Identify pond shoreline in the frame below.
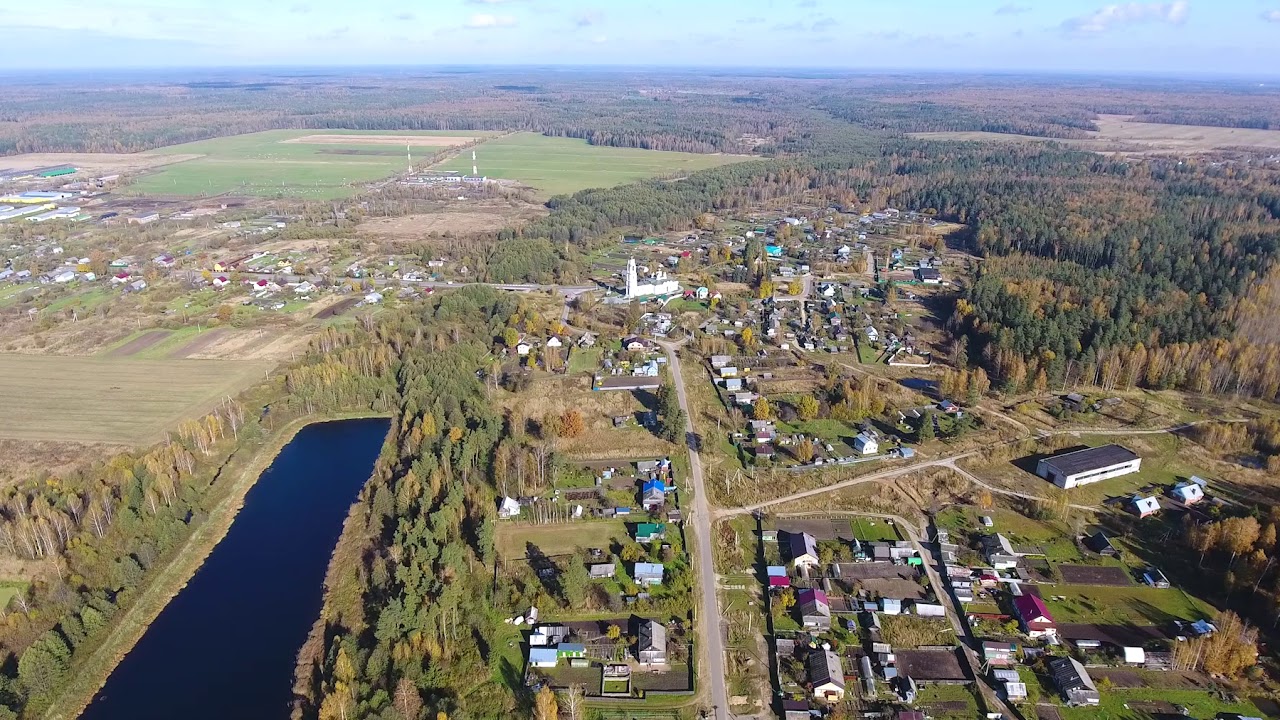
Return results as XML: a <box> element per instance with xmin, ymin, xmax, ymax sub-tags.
<box><xmin>45</xmin><ymin>412</ymin><xmax>389</xmax><ymax>720</ymax></box>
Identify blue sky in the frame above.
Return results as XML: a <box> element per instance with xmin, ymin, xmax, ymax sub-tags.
<box><xmin>1</xmin><ymin>0</ymin><xmax>1278</xmax><ymax>75</ymax></box>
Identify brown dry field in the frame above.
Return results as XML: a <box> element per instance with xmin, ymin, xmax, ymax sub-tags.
<box><xmin>282</xmin><ymin>134</ymin><xmax>478</xmax><ymax>146</ymax></box>
<box><xmin>0</xmin><ymin>152</ymin><xmax>202</xmax><ymax>173</ymax></box>
<box><xmin>0</xmin><ymin>354</ymin><xmax>272</xmax><ymax>445</ymax></box>
<box><xmin>0</xmin><ymin>437</ymin><xmax>127</xmax><ymax>485</ymax></box>
<box><xmin>912</xmin><ymin>114</ymin><xmax>1280</xmax><ymax>153</ymax></box>
<box><xmin>357</xmin><ymin>200</ymin><xmax>549</xmax><ymax>237</ymax></box>
<box><xmin>500</xmin><ymin>375</ymin><xmax>675</xmax><ymax>460</ymax></box>
<box><xmin>176</xmin><ymin>327</ymin><xmax>314</xmax><ymax>361</ymax></box>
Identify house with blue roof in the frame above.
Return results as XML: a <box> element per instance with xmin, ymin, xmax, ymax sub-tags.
<box><xmin>642</xmin><ymin>479</ymin><xmax>667</xmax><ymax>510</ymax></box>
<box><xmin>634</xmin><ymin>562</ymin><xmax>665</xmax><ymax>586</ymax></box>
<box><xmin>529</xmin><ymin>647</ymin><xmax>559</xmax><ymax>667</ymax></box>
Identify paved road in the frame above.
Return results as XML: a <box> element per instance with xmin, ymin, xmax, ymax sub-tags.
<box><xmin>658</xmin><ymin>339</ymin><xmax>729</xmax><ymax>720</ymax></box>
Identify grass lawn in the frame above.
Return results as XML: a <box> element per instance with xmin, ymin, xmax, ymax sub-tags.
<box><xmin>776</xmin><ymin>419</ymin><xmax>855</xmax><ymax>442</ymax></box>
<box><xmin>496</xmin><ymin>520</ymin><xmax>630</xmax><ymax>559</ymax></box>
<box><xmin>434</xmin><ymin>132</ymin><xmax>753</xmax><ymax>198</ymax></box>
<box><xmin>1041</xmin><ymin>584</ymin><xmax>1214</xmax><ymax>625</ymax></box>
<box><xmin>569</xmin><ymin>348</ymin><xmax>603</xmax><ymax>375</ymax></box>
<box><xmin>130</xmin><ymin>129</ymin><xmax>495</xmax><ymax>199</ymax></box>
<box><xmin>917</xmin><ymin>684</ymin><xmax>981</xmax><ymax>719</ymax></box>
<box><xmin>850</xmin><ymin>516</ymin><xmax>900</xmax><ymax>541</ymax></box>
<box><xmin>1058</xmin><ymin>688</ymin><xmax>1262</xmax><ymax>720</ymax></box>
<box><xmin>0</xmin><ymin>353</ymin><xmax>272</xmax><ymax>445</ymax></box>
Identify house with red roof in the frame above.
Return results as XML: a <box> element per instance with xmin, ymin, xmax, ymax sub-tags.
<box><xmin>1013</xmin><ymin>594</ymin><xmax>1056</xmax><ymax>638</ymax></box>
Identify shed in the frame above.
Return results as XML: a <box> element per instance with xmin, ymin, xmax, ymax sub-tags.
<box><xmin>529</xmin><ymin>647</ymin><xmax>559</xmax><ymax>667</ymax></box>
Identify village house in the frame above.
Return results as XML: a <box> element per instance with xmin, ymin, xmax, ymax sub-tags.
<box><xmin>982</xmin><ymin>641</ymin><xmax>1016</xmax><ymax>667</ymax></box>
<box><xmin>808</xmin><ymin>649</ymin><xmax>846</xmax><ymax>702</ymax></box>
<box><xmin>1013</xmin><ymin>594</ymin><xmax>1057</xmax><ymax>638</ymax></box>
<box><xmin>797</xmin><ymin>588</ymin><xmax>832</xmax><ymax>630</ymax></box>
<box><xmin>1171</xmin><ymin>481</ymin><xmax>1205</xmax><ymax>505</ymax></box>
<box><xmin>590</xmin><ymin>563</ymin><xmax>616</xmax><ymax>579</ymax></box>
<box><xmin>1085</xmin><ymin>532</ymin><xmax>1119</xmax><ymax>557</ymax></box>
<box><xmin>1048</xmin><ymin>657</ymin><xmax>1100</xmax><ymax>706</ymax></box>
<box><xmin>854</xmin><ymin>432</ymin><xmax>879</xmax><ymax>455</ymax></box>
<box><xmin>637</xmin><ymin>619</ymin><xmax>667</xmax><ymax>665</ymax></box>
<box><xmin>634</xmin><ymin>523</ymin><xmax>666</xmax><ymax>544</ymax></box>
<box><xmin>1131</xmin><ymin>495</ymin><xmax>1161</xmax><ymax>518</ymax></box>
<box><xmin>641</xmin><ymin>479</ymin><xmax>667</xmax><ymax>511</ymax></box>
<box><xmin>633</xmin><ymin>562</ymin><xmax>664</xmax><ymax>586</ymax></box>
<box><xmin>498</xmin><ymin>496</ymin><xmax>521</xmax><ymax>519</ymax></box>
<box><xmin>789</xmin><ymin>531</ymin><xmax>820</xmax><ymax>570</ymax></box>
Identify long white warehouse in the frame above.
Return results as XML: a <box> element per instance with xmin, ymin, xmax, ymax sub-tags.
<box><xmin>1036</xmin><ymin>444</ymin><xmax>1141</xmax><ymax>489</ymax></box>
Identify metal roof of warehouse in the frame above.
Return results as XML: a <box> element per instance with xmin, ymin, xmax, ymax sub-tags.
<box><xmin>1041</xmin><ymin>444</ymin><xmax>1139</xmax><ymax>476</ymax></box>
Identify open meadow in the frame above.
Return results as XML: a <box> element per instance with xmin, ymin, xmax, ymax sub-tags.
<box><xmin>911</xmin><ymin>114</ymin><xmax>1280</xmax><ymax>153</ymax></box>
<box><xmin>126</xmin><ymin>129</ymin><xmax>496</xmax><ymax>199</ymax></box>
<box><xmin>0</xmin><ymin>354</ymin><xmax>272</xmax><ymax>445</ymax></box>
<box><xmin>434</xmin><ymin>132</ymin><xmax>752</xmax><ymax>197</ymax></box>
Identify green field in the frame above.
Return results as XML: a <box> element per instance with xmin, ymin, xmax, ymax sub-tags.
<box><xmin>129</xmin><ymin>129</ymin><xmax>494</xmax><ymax>199</ymax></box>
<box><xmin>0</xmin><ymin>354</ymin><xmax>272</xmax><ymax>445</ymax></box>
<box><xmin>434</xmin><ymin>132</ymin><xmax>752</xmax><ymax>197</ymax></box>
<box><xmin>1041</xmin><ymin>584</ymin><xmax>1213</xmax><ymax>625</ymax></box>
<box><xmin>496</xmin><ymin>520</ymin><xmax>628</xmax><ymax>559</ymax></box>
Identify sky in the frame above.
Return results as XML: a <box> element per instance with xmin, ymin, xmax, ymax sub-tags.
<box><xmin>1</xmin><ymin>0</ymin><xmax>1278</xmax><ymax>76</ymax></box>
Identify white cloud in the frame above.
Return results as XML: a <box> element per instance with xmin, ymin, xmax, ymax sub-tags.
<box><xmin>466</xmin><ymin>0</ymin><xmax>527</xmax><ymax>4</ymax></box>
<box><xmin>1264</xmin><ymin>10</ymin><xmax>1280</xmax><ymax>23</ymax></box>
<box><xmin>591</xmin><ymin>34</ymin><xmax>607</xmax><ymax>44</ymax></box>
<box><xmin>1062</xmin><ymin>1</ymin><xmax>1189</xmax><ymax>33</ymax></box>
<box><xmin>464</xmin><ymin>13</ymin><xmax>517</xmax><ymax>28</ymax></box>
<box><xmin>995</xmin><ymin>4</ymin><xmax>1031</xmax><ymax>15</ymax></box>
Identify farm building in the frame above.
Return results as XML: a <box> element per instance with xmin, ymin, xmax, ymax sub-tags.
<box><xmin>808</xmin><ymin>649</ymin><xmax>845</xmax><ymax>701</ymax></box>
<box><xmin>498</xmin><ymin>496</ymin><xmax>521</xmax><ymax>519</ymax></box>
<box><xmin>1036</xmin><ymin>444</ymin><xmax>1141</xmax><ymax>489</ymax></box>
<box><xmin>1048</xmin><ymin>657</ymin><xmax>1100</xmax><ymax>706</ymax></box>
<box><xmin>789</xmin><ymin>531</ymin><xmax>820</xmax><ymax>570</ymax></box>
<box><xmin>637</xmin><ymin>619</ymin><xmax>667</xmax><ymax>665</ymax></box>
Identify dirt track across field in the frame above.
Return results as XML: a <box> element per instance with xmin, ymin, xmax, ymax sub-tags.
<box><xmin>169</xmin><ymin>329</ymin><xmax>228</xmax><ymax>359</ymax></box>
<box><xmin>108</xmin><ymin>330</ymin><xmax>170</xmax><ymax>357</ymax></box>
<box><xmin>281</xmin><ymin>134</ymin><xmax>478</xmax><ymax>146</ymax></box>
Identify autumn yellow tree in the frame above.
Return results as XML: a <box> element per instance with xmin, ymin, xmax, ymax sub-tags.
<box><xmin>534</xmin><ymin>685</ymin><xmax>558</xmax><ymax>720</ymax></box>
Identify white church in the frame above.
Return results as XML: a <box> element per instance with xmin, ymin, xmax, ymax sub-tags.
<box><xmin>625</xmin><ymin>257</ymin><xmax>680</xmax><ymax>299</ymax></box>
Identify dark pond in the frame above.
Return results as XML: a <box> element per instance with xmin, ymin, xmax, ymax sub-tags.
<box><xmin>81</xmin><ymin>418</ymin><xmax>389</xmax><ymax>720</ymax></box>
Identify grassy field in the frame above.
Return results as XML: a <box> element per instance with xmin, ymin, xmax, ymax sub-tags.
<box><xmin>496</xmin><ymin>520</ymin><xmax>629</xmax><ymax>559</ymax></box>
<box><xmin>0</xmin><ymin>581</ymin><xmax>28</xmax><ymax>611</ymax></box>
<box><xmin>434</xmin><ymin>132</ymin><xmax>752</xmax><ymax>197</ymax></box>
<box><xmin>911</xmin><ymin>115</ymin><xmax>1280</xmax><ymax>154</ymax></box>
<box><xmin>1057</xmin><ymin>687</ymin><xmax>1263</xmax><ymax>720</ymax></box>
<box><xmin>0</xmin><ymin>354</ymin><xmax>272</xmax><ymax>445</ymax></box>
<box><xmin>129</xmin><ymin>129</ymin><xmax>494</xmax><ymax>199</ymax></box>
<box><xmin>1041</xmin><ymin>584</ymin><xmax>1213</xmax><ymax>625</ymax></box>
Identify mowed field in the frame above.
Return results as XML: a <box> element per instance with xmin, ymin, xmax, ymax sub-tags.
<box><xmin>434</xmin><ymin>132</ymin><xmax>753</xmax><ymax>197</ymax></box>
<box><xmin>128</xmin><ymin>129</ymin><xmax>498</xmax><ymax>199</ymax></box>
<box><xmin>911</xmin><ymin>114</ymin><xmax>1280</xmax><ymax>153</ymax></box>
<box><xmin>0</xmin><ymin>355</ymin><xmax>272</xmax><ymax>445</ymax></box>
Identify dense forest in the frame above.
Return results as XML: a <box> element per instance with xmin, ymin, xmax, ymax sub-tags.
<box><xmin>291</xmin><ymin>287</ymin><xmax>552</xmax><ymax>720</ymax></box>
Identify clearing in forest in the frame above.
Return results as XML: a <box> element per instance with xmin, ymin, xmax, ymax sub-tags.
<box><xmin>127</xmin><ymin>129</ymin><xmax>497</xmax><ymax>199</ymax></box>
<box><xmin>0</xmin><ymin>354</ymin><xmax>271</xmax><ymax>445</ymax></box>
<box><xmin>433</xmin><ymin>132</ymin><xmax>754</xmax><ymax>197</ymax></box>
